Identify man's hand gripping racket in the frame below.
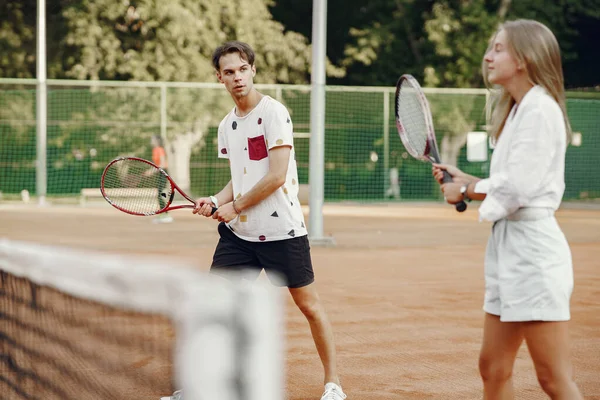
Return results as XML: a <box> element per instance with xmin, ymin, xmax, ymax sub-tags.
<box><xmin>101</xmin><ymin>157</ymin><xmax>217</xmax><ymax>216</ymax></box>
<box><xmin>394</xmin><ymin>74</ymin><xmax>467</xmax><ymax>212</ymax></box>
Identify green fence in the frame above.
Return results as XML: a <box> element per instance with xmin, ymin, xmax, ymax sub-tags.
<box><xmin>1</xmin><ymin>79</ymin><xmax>598</xmax><ymax>202</ymax></box>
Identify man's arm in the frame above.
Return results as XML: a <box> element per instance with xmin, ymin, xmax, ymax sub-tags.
<box><xmin>234</xmin><ymin>146</ymin><xmax>290</xmax><ymax>212</ymax></box>
<box><xmin>193</xmin><ymin>180</ymin><xmax>233</xmax><ymax>217</ymax></box>
<box><xmin>214</xmin><ymin>180</ymin><xmax>234</xmax><ymax>206</ymax></box>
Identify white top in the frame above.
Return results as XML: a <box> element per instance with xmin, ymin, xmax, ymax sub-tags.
<box><xmin>217</xmin><ymin>96</ymin><xmax>308</xmax><ymax>242</ymax></box>
<box><xmin>474</xmin><ymin>85</ymin><xmax>568</xmax><ymax>222</ymax></box>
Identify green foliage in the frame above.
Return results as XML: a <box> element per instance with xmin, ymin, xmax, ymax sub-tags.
<box><xmin>59</xmin><ymin>0</ymin><xmax>313</xmax><ymax>83</ymax></box>
<box><xmin>339</xmin><ymin>0</ymin><xmax>434</xmax><ymax>86</ymax></box>
<box><xmin>270</xmin><ymin>0</ymin><xmax>600</xmax><ymax>88</ymax></box>
<box><xmin>423</xmin><ymin>0</ymin><xmax>499</xmax><ymax>87</ymax></box>
<box><xmin>1</xmin><ymin>0</ymin><xmax>323</xmax><ymax>84</ymax></box>
<box><xmin>0</xmin><ymin>1</ymin><xmax>36</xmax><ymax>78</ymax></box>
<box><xmin>3</xmin><ymin>0</ymin><xmax>599</xmax><ymax>88</ymax></box>
<box><xmin>505</xmin><ymin>0</ymin><xmax>600</xmax><ymax>88</ymax></box>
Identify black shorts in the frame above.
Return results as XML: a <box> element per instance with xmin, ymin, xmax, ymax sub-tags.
<box><xmin>211</xmin><ymin>222</ymin><xmax>315</xmax><ymax>289</ymax></box>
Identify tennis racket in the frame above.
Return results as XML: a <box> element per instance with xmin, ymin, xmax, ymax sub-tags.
<box><xmin>101</xmin><ymin>157</ymin><xmax>217</xmax><ymax>216</ymax></box>
<box><xmin>395</xmin><ymin>74</ymin><xmax>467</xmax><ymax>212</ymax></box>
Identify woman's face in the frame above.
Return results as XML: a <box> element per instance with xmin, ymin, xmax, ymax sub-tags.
<box><xmin>483</xmin><ymin>29</ymin><xmax>520</xmax><ymax>86</ymax></box>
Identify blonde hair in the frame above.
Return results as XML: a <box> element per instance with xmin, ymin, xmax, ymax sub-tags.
<box><xmin>482</xmin><ymin>19</ymin><xmax>571</xmax><ymax>141</ymax></box>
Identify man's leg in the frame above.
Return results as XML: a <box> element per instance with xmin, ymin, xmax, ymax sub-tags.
<box><xmin>257</xmin><ymin>235</ymin><xmax>345</xmax><ymax>398</ymax></box>
<box><xmin>210</xmin><ymin>222</ymin><xmax>261</xmax><ymax>282</ymax></box>
<box><xmin>289</xmin><ymin>283</ymin><xmax>339</xmax><ymax>386</ymax></box>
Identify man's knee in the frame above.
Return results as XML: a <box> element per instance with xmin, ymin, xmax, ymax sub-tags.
<box><xmin>291</xmin><ymin>287</ymin><xmax>323</xmax><ymax>320</ymax></box>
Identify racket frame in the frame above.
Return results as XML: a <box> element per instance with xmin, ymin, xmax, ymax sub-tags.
<box><xmin>395</xmin><ymin>74</ymin><xmax>467</xmax><ymax>212</ymax></box>
<box><xmin>101</xmin><ymin>156</ymin><xmax>205</xmax><ymax>216</ymax></box>
<box><xmin>395</xmin><ymin>74</ymin><xmax>443</xmax><ymax>164</ymax></box>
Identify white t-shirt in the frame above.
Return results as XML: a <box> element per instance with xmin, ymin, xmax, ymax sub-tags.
<box><xmin>474</xmin><ymin>85</ymin><xmax>568</xmax><ymax>222</ymax></box>
<box><xmin>217</xmin><ymin>96</ymin><xmax>308</xmax><ymax>242</ymax></box>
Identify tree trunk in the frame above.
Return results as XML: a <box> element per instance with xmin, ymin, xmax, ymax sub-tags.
<box><xmin>166</xmin><ymin>128</ymin><xmax>206</xmax><ymax>194</ymax></box>
<box><xmin>397</xmin><ymin>1</ymin><xmax>423</xmax><ymax>64</ymax></box>
<box><xmin>497</xmin><ymin>0</ymin><xmax>512</xmax><ymax>19</ymax></box>
<box><xmin>441</xmin><ymin>133</ymin><xmax>468</xmax><ymax>167</ymax></box>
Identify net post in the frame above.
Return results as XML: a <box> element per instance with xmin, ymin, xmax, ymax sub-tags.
<box><xmin>36</xmin><ymin>0</ymin><xmax>48</xmax><ymax>206</ymax></box>
<box><xmin>308</xmin><ymin>0</ymin><xmax>335</xmax><ymax>247</ymax></box>
<box><xmin>383</xmin><ymin>90</ymin><xmax>390</xmax><ymax>198</ymax></box>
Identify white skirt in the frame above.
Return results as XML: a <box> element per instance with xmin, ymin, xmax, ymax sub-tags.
<box><xmin>483</xmin><ymin>208</ymin><xmax>574</xmax><ymax>322</ymax></box>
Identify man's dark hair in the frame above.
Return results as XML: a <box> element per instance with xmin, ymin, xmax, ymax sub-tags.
<box><xmin>212</xmin><ymin>41</ymin><xmax>256</xmax><ymax>71</ymax></box>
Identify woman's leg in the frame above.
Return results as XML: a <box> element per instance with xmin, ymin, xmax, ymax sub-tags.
<box><xmin>479</xmin><ymin>313</ymin><xmax>524</xmax><ymax>400</ymax></box>
<box><xmin>523</xmin><ymin>321</ymin><xmax>582</xmax><ymax>399</ymax></box>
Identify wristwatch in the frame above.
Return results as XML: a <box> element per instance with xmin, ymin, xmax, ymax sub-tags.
<box><xmin>209</xmin><ymin>195</ymin><xmax>219</xmax><ymax>208</ymax></box>
<box><xmin>460</xmin><ymin>183</ymin><xmax>472</xmax><ymax>202</ymax></box>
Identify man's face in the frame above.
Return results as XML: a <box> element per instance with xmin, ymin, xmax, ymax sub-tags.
<box><xmin>216</xmin><ymin>52</ymin><xmax>256</xmax><ymax>99</ymax></box>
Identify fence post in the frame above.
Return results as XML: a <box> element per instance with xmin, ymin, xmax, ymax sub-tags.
<box><xmin>36</xmin><ymin>0</ymin><xmax>47</xmax><ymax>205</ymax></box>
<box><xmin>383</xmin><ymin>90</ymin><xmax>390</xmax><ymax>198</ymax></box>
<box><xmin>308</xmin><ymin>0</ymin><xmax>335</xmax><ymax>246</ymax></box>
<box><xmin>160</xmin><ymin>84</ymin><xmax>167</xmax><ymax>141</ymax></box>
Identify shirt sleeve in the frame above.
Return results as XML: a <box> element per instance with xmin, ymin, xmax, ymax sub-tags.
<box><xmin>474</xmin><ymin>179</ymin><xmax>490</xmax><ymax>194</ymax></box>
<box><xmin>265</xmin><ymin>102</ymin><xmax>294</xmax><ymax>150</ymax></box>
<box><xmin>217</xmin><ymin>121</ymin><xmax>229</xmax><ymax>159</ymax></box>
<box><xmin>477</xmin><ymin>107</ymin><xmax>559</xmax><ymax>222</ymax></box>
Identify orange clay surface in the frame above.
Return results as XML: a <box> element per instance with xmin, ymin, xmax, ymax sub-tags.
<box><xmin>1</xmin><ymin>202</ymin><xmax>599</xmax><ymax>399</ymax></box>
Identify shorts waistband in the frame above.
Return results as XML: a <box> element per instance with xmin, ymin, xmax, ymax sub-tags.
<box><xmin>505</xmin><ymin>207</ymin><xmax>554</xmax><ymax>221</ymax></box>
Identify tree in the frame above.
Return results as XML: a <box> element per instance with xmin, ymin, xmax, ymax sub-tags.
<box><xmin>505</xmin><ymin>0</ymin><xmax>600</xmax><ymax>88</ymax></box>
<box><xmin>338</xmin><ymin>0</ymin><xmax>435</xmax><ymax>86</ymax></box>
<box><xmin>52</xmin><ymin>0</ymin><xmax>320</xmax><ymax>192</ymax></box>
<box><xmin>271</xmin><ymin>0</ymin><xmax>599</xmax><ymax>88</ymax></box>
<box><xmin>0</xmin><ymin>1</ymin><xmax>37</xmax><ymax>78</ymax></box>
<box><xmin>423</xmin><ymin>0</ymin><xmax>504</xmax><ymax>88</ymax></box>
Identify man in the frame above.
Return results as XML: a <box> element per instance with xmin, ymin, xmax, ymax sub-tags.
<box><xmin>185</xmin><ymin>41</ymin><xmax>346</xmax><ymax>400</ymax></box>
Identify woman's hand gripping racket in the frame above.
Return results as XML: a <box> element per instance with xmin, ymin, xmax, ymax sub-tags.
<box><xmin>394</xmin><ymin>74</ymin><xmax>467</xmax><ymax>212</ymax></box>
<box><xmin>101</xmin><ymin>157</ymin><xmax>217</xmax><ymax>216</ymax></box>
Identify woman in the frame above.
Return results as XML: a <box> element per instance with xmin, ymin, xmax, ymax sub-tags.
<box><xmin>433</xmin><ymin>19</ymin><xmax>583</xmax><ymax>399</ymax></box>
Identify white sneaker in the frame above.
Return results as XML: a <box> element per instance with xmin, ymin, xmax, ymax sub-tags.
<box><xmin>321</xmin><ymin>382</ymin><xmax>347</xmax><ymax>400</ymax></box>
<box><xmin>160</xmin><ymin>390</ymin><xmax>182</xmax><ymax>400</ymax></box>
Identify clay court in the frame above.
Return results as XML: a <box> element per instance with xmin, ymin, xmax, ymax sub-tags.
<box><xmin>1</xmin><ymin>202</ymin><xmax>599</xmax><ymax>399</ymax></box>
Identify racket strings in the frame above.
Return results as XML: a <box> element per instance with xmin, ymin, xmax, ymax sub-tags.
<box><xmin>397</xmin><ymin>81</ymin><xmax>429</xmax><ymax>157</ymax></box>
<box><xmin>103</xmin><ymin>159</ymin><xmax>172</xmax><ymax>214</ymax></box>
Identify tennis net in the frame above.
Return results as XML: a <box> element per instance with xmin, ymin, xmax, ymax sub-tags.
<box><xmin>0</xmin><ymin>239</ymin><xmax>283</xmax><ymax>400</ymax></box>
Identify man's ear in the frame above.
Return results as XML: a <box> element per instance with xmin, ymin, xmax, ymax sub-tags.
<box><xmin>216</xmin><ymin>71</ymin><xmax>223</xmax><ymax>83</ymax></box>
<box><xmin>252</xmin><ymin>65</ymin><xmax>256</xmax><ymax>77</ymax></box>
